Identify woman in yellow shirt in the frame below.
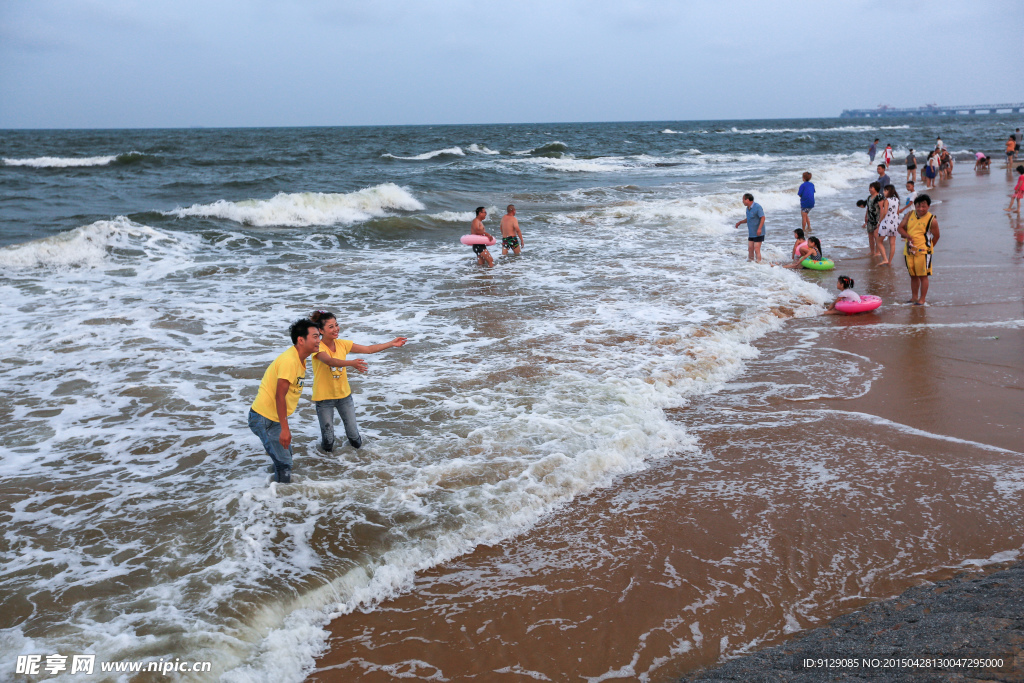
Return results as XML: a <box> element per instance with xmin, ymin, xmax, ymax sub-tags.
<box><xmin>309</xmin><ymin>310</ymin><xmax>407</xmax><ymax>452</ymax></box>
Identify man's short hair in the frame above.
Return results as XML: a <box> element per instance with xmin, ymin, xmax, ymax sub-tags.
<box><xmin>802</xmin><ymin>172</ymin><xmax>812</xmax><ymax>181</ymax></box>
<box><xmin>874</xmin><ymin>138</ymin><xmax>879</xmax><ymax>142</ymax></box>
<box><xmin>869</xmin><ymin>181</ymin><xmax>881</xmax><ymax>192</ymax></box>
<box><xmin>877</xmin><ymin>164</ymin><xmax>886</xmax><ymax>170</ymax></box>
<box><xmin>475</xmin><ymin>207</ymin><xmax>486</xmax><ymax>216</ymax></box>
<box><xmin>907</xmin><ymin>180</ymin><xmax>915</xmax><ymax>187</ymax></box>
<box><xmin>914</xmin><ymin>194</ymin><xmax>931</xmax><ymax>206</ymax></box>
<box><xmin>742</xmin><ymin>193</ymin><xmax>754</xmax><ymax>202</ymax></box>
<box><xmin>507</xmin><ymin>204</ymin><xmax>515</xmax><ymax>212</ymax></box>
<box><xmin>289</xmin><ymin>318</ymin><xmax>318</xmax><ymax>344</ymax></box>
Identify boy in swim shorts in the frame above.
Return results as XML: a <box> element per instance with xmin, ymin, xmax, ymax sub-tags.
<box><xmin>470</xmin><ymin>207</ymin><xmax>494</xmax><ymax>267</ymax></box>
<box><xmin>896</xmin><ymin>193</ymin><xmax>940</xmax><ymax>305</ymax></box>
<box><xmin>499</xmin><ymin>204</ymin><xmax>524</xmax><ymax>255</ymax></box>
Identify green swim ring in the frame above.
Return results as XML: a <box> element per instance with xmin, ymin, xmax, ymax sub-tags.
<box><xmin>801</xmin><ymin>258</ymin><xmax>835</xmax><ymax>271</ymax></box>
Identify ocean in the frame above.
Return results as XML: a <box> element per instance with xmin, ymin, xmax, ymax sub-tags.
<box><xmin>1</xmin><ymin>117</ymin><xmax>1020</xmax><ymax>682</ymax></box>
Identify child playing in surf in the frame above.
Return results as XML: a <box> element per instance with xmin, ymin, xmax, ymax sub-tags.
<box><xmin>822</xmin><ymin>275</ymin><xmax>861</xmax><ymax>315</ymax></box>
<box><xmin>1007</xmin><ymin>166</ymin><xmax>1024</xmax><ymax>213</ymax></box>
<box><xmin>782</xmin><ymin>235</ymin><xmax>822</xmax><ymax>268</ymax></box>
<box><xmin>309</xmin><ymin>310</ymin><xmax>407</xmax><ymax>453</ymax></box>
<box><xmin>470</xmin><ymin>207</ymin><xmax>495</xmax><ymax>267</ymax></box>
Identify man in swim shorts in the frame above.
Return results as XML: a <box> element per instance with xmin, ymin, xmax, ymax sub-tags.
<box><xmin>248</xmin><ymin>319</ymin><xmax>321</xmax><ymax>483</ymax></box>
<box><xmin>896</xmin><ymin>193</ymin><xmax>940</xmax><ymax>305</ymax></box>
<box><xmin>499</xmin><ymin>204</ymin><xmax>524</xmax><ymax>255</ymax></box>
<box><xmin>905</xmin><ymin>148</ymin><xmax>917</xmax><ymax>182</ymax></box>
<box><xmin>470</xmin><ymin>207</ymin><xmax>494</xmax><ymax>267</ymax></box>
<box><xmin>734</xmin><ymin>193</ymin><xmax>765</xmax><ymax>263</ymax></box>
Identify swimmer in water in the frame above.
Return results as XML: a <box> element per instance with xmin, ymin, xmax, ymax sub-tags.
<box><xmin>499</xmin><ymin>204</ymin><xmax>524</xmax><ymax>255</ymax></box>
<box><xmin>470</xmin><ymin>207</ymin><xmax>495</xmax><ymax>267</ymax></box>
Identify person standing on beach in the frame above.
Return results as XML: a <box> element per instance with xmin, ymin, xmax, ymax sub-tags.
<box><xmin>248</xmin><ymin>319</ymin><xmax>321</xmax><ymax>484</ymax></box>
<box><xmin>883</xmin><ymin>144</ymin><xmax>894</xmax><ymax>168</ymax></box>
<box><xmin>735</xmin><ymin>193</ymin><xmax>765</xmax><ymax>263</ymax></box>
<box><xmin>864</xmin><ymin>181</ymin><xmax>883</xmax><ymax>259</ymax></box>
<box><xmin>470</xmin><ymin>207</ymin><xmax>495</xmax><ymax>267</ymax></box>
<box><xmin>1007</xmin><ymin>136</ymin><xmax>1017</xmax><ymax>166</ymax></box>
<box><xmin>876</xmin><ymin>164</ymin><xmax>891</xmax><ymax>193</ymax></box>
<box><xmin>899</xmin><ymin>180</ymin><xmax>917</xmax><ymax>215</ymax></box>
<box><xmin>896</xmin><ymin>194</ymin><xmax>940</xmax><ymax>305</ymax></box>
<box><xmin>1007</xmin><ymin>165</ymin><xmax>1024</xmax><ymax>213</ymax></box>
<box><xmin>877</xmin><ymin>184</ymin><xmax>900</xmax><ymax>266</ymax></box>
<box><xmin>868</xmin><ymin>139</ymin><xmax>878</xmax><ymax>163</ymax></box>
<box><xmin>309</xmin><ymin>309</ymin><xmax>407</xmax><ymax>453</ymax></box>
<box><xmin>1015</xmin><ymin>128</ymin><xmax>1022</xmax><ymax>159</ymax></box>
<box><xmin>499</xmin><ymin>204</ymin><xmax>524</xmax><ymax>255</ymax></box>
<box><xmin>797</xmin><ymin>172</ymin><xmax>815</xmax><ymax>232</ymax></box>
<box><xmin>905</xmin><ymin>148</ymin><xmax>917</xmax><ymax>182</ymax></box>
<box><xmin>935</xmin><ymin>136</ymin><xmax>944</xmax><ymax>151</ymax></box>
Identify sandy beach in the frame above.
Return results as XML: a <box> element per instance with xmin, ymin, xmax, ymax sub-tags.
<box><xmin>309</xmin><ymin>165</ymin><xmax>1024</xmax><ymax>681</ymax></box>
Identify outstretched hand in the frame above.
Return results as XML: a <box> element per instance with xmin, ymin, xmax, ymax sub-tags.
<box><xmin>391</xmin><ymin>337</ymin><xmax>408</xmax><ymax>348</ymax></box>
<box><xmin>351</xmin><ymin>358</ymin><xmax>369</xmax><ymax>373</ymax></box>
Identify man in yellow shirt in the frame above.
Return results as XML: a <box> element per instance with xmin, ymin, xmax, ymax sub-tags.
<box><xmin>248</xmin><ymin>319</ymin><xmax>321</xmax><ymax>483</ymax></box>
<box><xmin>896</xmin><ymin>194</ymin><xmax>941</xmax><ymax>306</ymax></box>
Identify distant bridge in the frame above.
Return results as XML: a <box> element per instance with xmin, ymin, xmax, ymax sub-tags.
<box><xmin>840</xmin><ymin>103</ymin><xmax>1024</xmax><ymax>118</ymax></box>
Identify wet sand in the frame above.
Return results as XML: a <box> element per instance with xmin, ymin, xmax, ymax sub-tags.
<box><xmin>310</xmin><ymin>167</ymin><xmax>1024</xmax><ymax>682</ymax></box>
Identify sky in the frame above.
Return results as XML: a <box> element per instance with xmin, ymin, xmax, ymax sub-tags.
<box><xmin>0</xmin><ymin>0</ymin><xmax>1020</xmax><ymax>129</ymax></box>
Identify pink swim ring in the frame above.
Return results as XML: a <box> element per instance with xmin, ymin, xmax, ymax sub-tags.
<box><xmin>834</xmin><ymin>295</ymin><xmax>882</xmax><ymax>315</ymax></box>
<box><xmin>460</xmin><ymin>234</ymin><xmax>496</xmax><ymax>246</ymax></box>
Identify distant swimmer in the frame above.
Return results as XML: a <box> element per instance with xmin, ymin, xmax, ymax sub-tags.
<box><xmin>309</xmin><ymin>309</ymin><xmax>407</xmax><ymax>453</ymax></box>
<box><xmin>248</xmin><ymin>318</ymin><xmax>321</xmax><ymax>484</ymax></box>
<box><xmin>470</xmin><ymin>207</ymin><xmax>495</xmax><ymax>267</ymax></box>
<box><xmin>499</xmin><ymin>204</ymin><xmax>524</xmax><ymax>255</ymax></box>
<box><xmin>734</xmin><ymin>193</ymin><xmax>765</xmax><ymax>263</ymax></box>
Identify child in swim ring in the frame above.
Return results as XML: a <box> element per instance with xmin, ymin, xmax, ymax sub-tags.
<box><xmin>782</xmin><ymin>235</ymin><xmax>822</xmax><ymax>268</ymax></box>
<box><xmin>823</xmin><ymin>275</ymin><xmax>861</xmax><ymax>315</ymax></box>
<box><xmin>791</xmin><ymin>228</ymin><xmax>807</xmax><ymax>259</ymax></box>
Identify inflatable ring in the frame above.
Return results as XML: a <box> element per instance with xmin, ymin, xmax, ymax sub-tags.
<box><xmin>460</xmin><ymin>234</ymin><xmax>496</xmax><ymax>246</ymax></box>
<box><xmin>834</xmin><ymin>294</ymin><xmax>882</xmax><ymax>315</ymax></box>
<box><xmin>801</xmin><ymin>258</ymin><xmax>835</xmax><ymax>270</ymax></box>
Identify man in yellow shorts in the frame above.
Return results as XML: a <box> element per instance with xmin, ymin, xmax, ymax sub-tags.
<box><xmin>896</xmin><ymin>193</ymin><xmax>941</xmax><ymax>306</ymax></box>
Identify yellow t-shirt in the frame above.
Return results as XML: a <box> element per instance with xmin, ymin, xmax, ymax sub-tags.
<box><xmin>903</xmin><ymin>211</ymin><xmax>934</xmax><ymax>254</ymax></box>
<box><xmin>311</xmin><ymin>339</ymin><xmax>355</xmax><ymax>401</ymax></box>
<box><xmin>250</xmin><ymin>346</ymin><xmax>307</xmax><ymax>422</ymax></box>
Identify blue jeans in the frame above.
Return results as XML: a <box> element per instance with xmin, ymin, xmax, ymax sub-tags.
<box><xmin>248</xmin><ymin>409</ymin><xmax>293</xmax><ymax>468</ymax></box>
<box><xmin>314</xmin><ymin>396</ymin><xmax>361</xmax><ymax>450</ymax></box>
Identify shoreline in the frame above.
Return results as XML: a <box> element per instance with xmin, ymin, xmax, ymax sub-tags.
<box><xmin>309</xmin><ymin>166</ymin><xmax>1024</xmax><ymax>680</ymax></box>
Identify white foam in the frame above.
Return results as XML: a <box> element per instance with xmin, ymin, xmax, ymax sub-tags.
<box><xmin>0</xmin><ymin>217</ymin><xmax>189</xmax><ymax>270</ymax></box>
<box><xmin>721</xmin><ymin>125</ymin><xmax>911</xmax><ymax>135</ymax></box>
<box><xmin>467</xmin><ymin>143</ymin><xmax>499</xmax><ymax>155</ymax></box>
<box><xmin>165</xmin><ymin>183</ymin><xmax>425</xmax><ymax>227</ymax></box>
<box><xmin>381</xmin><ymin>147</ymin><xmax>465</xmax><ymax>160</ymax></box>
<box><xmin>4</xmin><ymin>155</ymin><xmax>117</xmax><ymax>167</ymax></box>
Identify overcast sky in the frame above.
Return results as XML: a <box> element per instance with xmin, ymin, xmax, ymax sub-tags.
<box><xmin>1</xmin><ymin>0</ymin><xmax>1019</xmax><ymax>129</ymax></box>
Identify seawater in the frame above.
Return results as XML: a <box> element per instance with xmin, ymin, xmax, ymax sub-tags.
<box><xmin>0</xmin><ymin>117</ymin><xmax>1018</xmax><ymax>681</ymax></box>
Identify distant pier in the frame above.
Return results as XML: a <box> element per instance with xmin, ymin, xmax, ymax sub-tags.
<box><xmin>840</xmin><ymin>103</ymin><xmax>1024</xmax><ymax>118</ymax></box>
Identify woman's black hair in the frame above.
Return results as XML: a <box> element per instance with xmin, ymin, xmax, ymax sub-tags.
<box><xmin>838</xmin><ymin>275</ymin><xmax>854</xmax><ymax>290</ymax></box>
<box><xmin>794</xmin><ymin>228</ymin><xmax>805</xmax><ymax>239</ymax></box>
<box><xmin>310</xmin><ymin>309</ymin><xmax>336</xmax><ymax>328</ymax></box>
<box><xmin>884</xmin><ymin>184</ymin><xmax>899</xmax><ymax>200</ymax></box>
<box><xmin>1016</xmin><ymin>165</ymin><xmax>1024</xmax><ymax>175</ymax></box>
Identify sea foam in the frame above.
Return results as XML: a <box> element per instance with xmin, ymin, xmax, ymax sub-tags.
<box><xmin>2</xmin><ymin>152</ymin><xmax>146</xmax><ymax>167</ymax></box>
<box><xmin>166</xmin><ymin>183</ymin><xmax>425</xmax><ymax>227</ymax></box>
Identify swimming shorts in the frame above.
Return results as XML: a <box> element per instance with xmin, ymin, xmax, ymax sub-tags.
<box><xmin>904</xmin><ymin>248</ymin><xmax>932</xmax><ymax>277</ymax></box>
<box><xmin>748</xmin><ymin>235</ymin><xmax>764</xmax><ymax>243</ymax></box>
<box><xmin>801</xmin><ymin>207</ymin><xmax>812</xmax><ymax>214</ymax></box>
<box><xmin>472</xmin><ymin>244</ymin><xmax>487</xmax><ymax>255</ymax></box>
<box><xmin>502</xmin><ymin>236</ymin><xmax>520</xmax><ymax>250</ymax></box>
<box><xmin>907</xmin><ymin>164</ymin><xmax>917</xmax><ymax>170</ymax></box>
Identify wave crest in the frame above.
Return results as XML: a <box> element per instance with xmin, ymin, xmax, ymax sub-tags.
<box><xmin>381</xmin><ymin>147</ymin><xmax>465</xmax><ymax>161</ymax></box>
<box><xmin>165</xmin><ymin>183</ymin><xmax>425</xmax><ymax>227</ymax></box>
<box><xmin>0</xmin><ymin>217</ymin><xmax>175</xmax><ymax>269</ymax></box>
<box><xmin>2</xmin><ymin>151</ymin><xmax>148</xmax><ymax>168</ymax></box>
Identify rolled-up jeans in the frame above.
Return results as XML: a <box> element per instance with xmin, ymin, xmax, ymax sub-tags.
<box><xmin>314</xmin><ymin>396</ymin><xmax>361</xmax><ymax>450</ymax></box>
<box><xmin>248</xmin><ymin>409</ymin><xmax>293</xmax><ymax>467</ymax></box>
